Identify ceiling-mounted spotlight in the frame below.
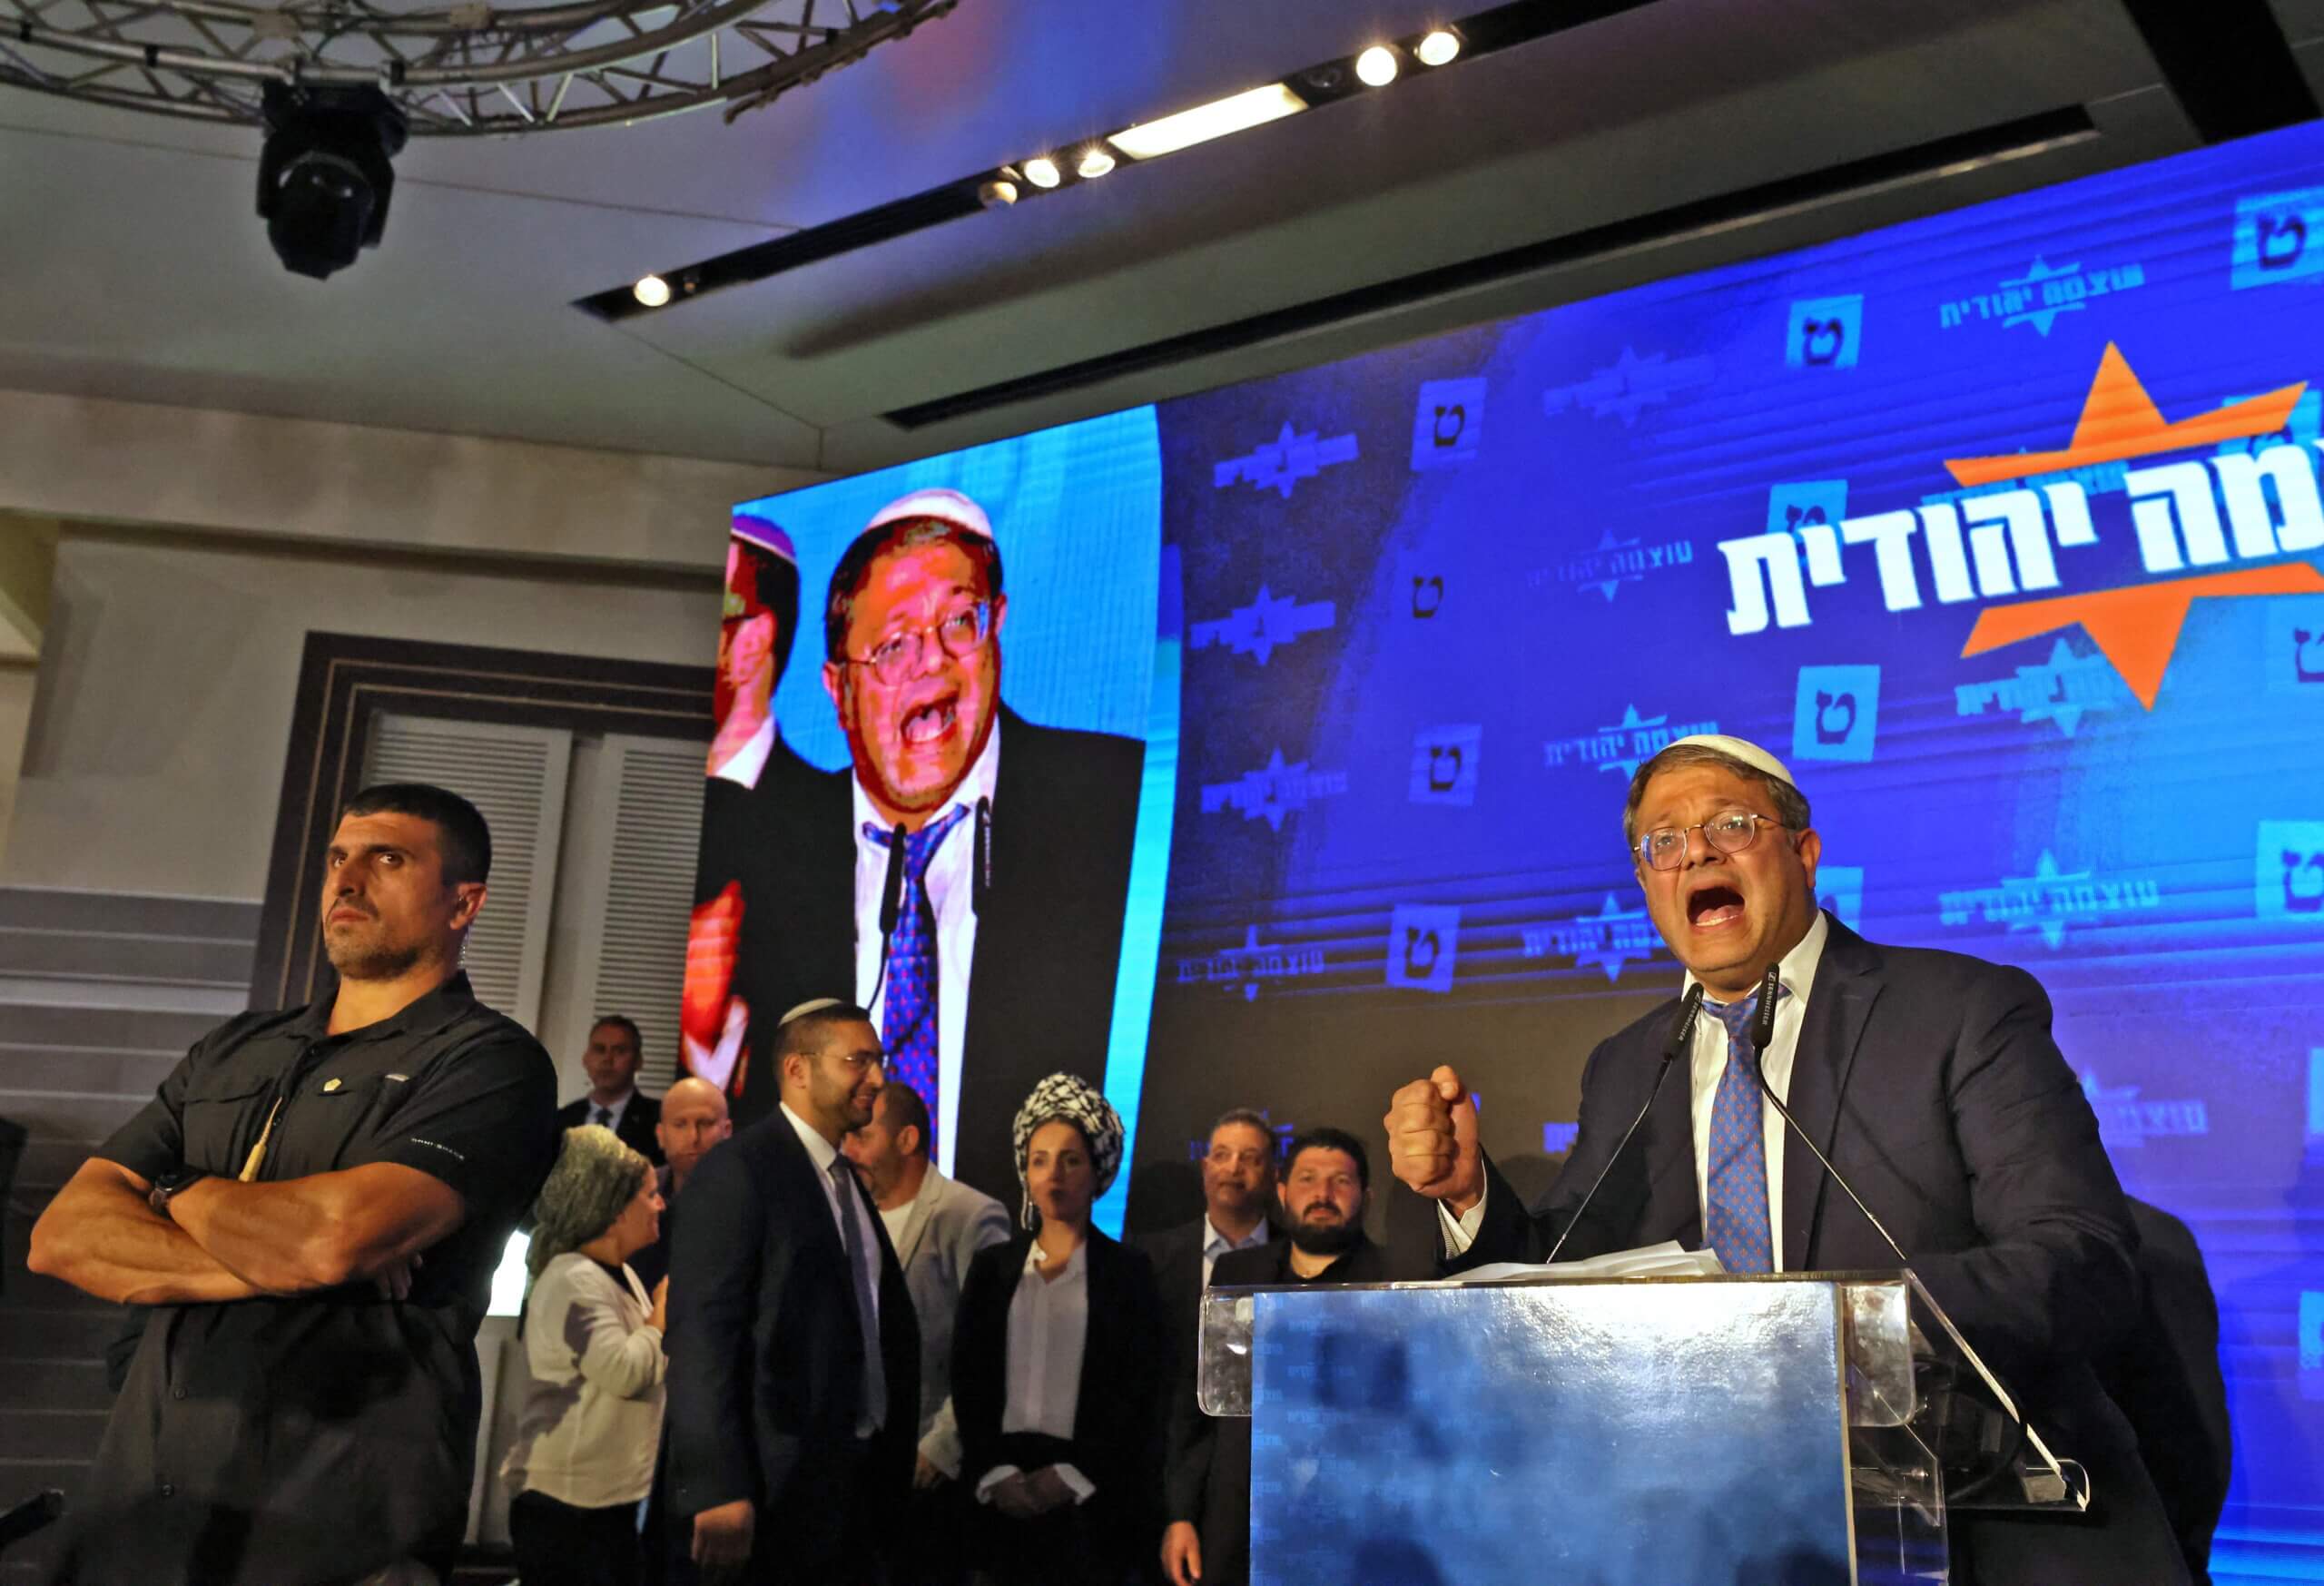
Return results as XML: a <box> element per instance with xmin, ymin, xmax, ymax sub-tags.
<box><xmin>1022</xmin><ymin>155</ymin><xmax>1062</xmax><ymax>189</ymax></box>
<box><xmin>1354</xmin><ymin>44</ymin><xmax>1400</xmax><ymax>87</ymax></box>
<box><xmin>632</xmin><ymin>273</ymin><xmax>672</xmax><ymax>308</ymax></box>
<box><xmin>1415</xmin><ymin>29</ymin><xmax>1462</xmax><ymax>66</ymax></box>
<box><xmin>977</xmin><ymin>178</ymin><xmax>1020</xmax><ymax>208</ymax></box>
<box><xmin>256</xmin><ymin>81</ymin><xmax>409</xmax><ymax>280</ymax></box>
<box><xmin>1076</xmin><ymin>146</ymin><xmax>1117</xmax><ymax>180</ymax></box>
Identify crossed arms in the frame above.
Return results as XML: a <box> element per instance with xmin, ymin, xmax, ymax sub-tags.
<box><xmin>28</xmin><ymin>1156</ymin><xmax>465</xmax><ymax>1305</ymax></box>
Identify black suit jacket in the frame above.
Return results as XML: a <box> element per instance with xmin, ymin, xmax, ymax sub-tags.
<box><xmin>1137</xmin><ymin>1216</ymin><xmax>1211</xmax><ymax>1390</ymax></box>
<box><xmin>557</xmin><ymin>1090</ymin><xmax>664</xmax><ymax>1166</ymax></box>
<box><xmin>952</xmin><ymin>1229</ymin><xmax>1167</xmax><ymax>1567</ymax></box>
<box><xmin>1167</xmin><ymin>1238</ymin><xmax>1390</xmax><ymax>1586</ymax></box>
<box><xmin>721</xmin><ymin>705</ymin><xmax>1144</xmax><ymax>1204</ymax></box>
<box><xmin>665</xmin><ymin>1110</ymin><xmax>919</xmax><ymax>1576</ymax></box>
<box><xmin>2099</xmin><ymin>1199</ymin><xmax>2230</xmax><ymax>1585</ymax></box>
<box><xmin>1441</xmin><ymin>915</ymin><xmax>2183</xmax><ymax>1586</ymax></box>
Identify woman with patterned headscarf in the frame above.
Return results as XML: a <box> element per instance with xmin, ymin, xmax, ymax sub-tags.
<box><xmin>502</xmin><ymin>1124</ymin><xmax>668</xmax><ymax>1586</ymax></box>
<box><xmin>950</xmin><ymin>1073</ymin><xmax>1167</xmax><ymax>1584</ymax></box>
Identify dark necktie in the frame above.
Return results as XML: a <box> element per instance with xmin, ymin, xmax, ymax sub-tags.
<box><xmin>593</xmin><ymin>1106</ymin><xmax>613</xmax><ymax>1128</ymax></box>
<box><xmin>829</xmin><ymin>1156</ymin><xmax>887</xmax><ymax>1431</ymax></box>
<box><xmin>866</xmin><ymin>804</ymin><xmax>970</xmax><ymax>1145</ymax></box>
<box><xmin>1705</xmin><ymin>988</ymin><xmax>1786</xmax><ymax>1274</ymax></box>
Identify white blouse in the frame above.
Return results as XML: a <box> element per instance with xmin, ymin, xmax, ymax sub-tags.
<box><xmin>977</xmin><ymin>1240</ymin><xmax>1096</xmax><ymax>1504</ymax></box>
<box><xmin>504</xmin><ymin>1252</ymin><xmax>666</xmax><ymax>1509</ymax></box>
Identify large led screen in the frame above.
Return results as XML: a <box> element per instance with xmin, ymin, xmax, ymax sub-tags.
<box><xmin>697</xmin><ymin>119</ymin><xmax>2324</xmax><ymax>1579</ymax></box>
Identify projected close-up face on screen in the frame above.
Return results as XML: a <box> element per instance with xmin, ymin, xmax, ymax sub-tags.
<box><xmin>684</xmin><ymin>412</ymin><xmax>1167</xmax><ymax>1214</ymax></box>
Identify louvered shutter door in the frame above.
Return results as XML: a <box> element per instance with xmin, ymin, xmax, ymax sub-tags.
<box><xmin>583</xmin><ymin>737</ymin><xmax>708</xmax><ymax>1092</ymax></box>
<box><xmin>359</xmin><ymin>716</ymin><xmax>572</xmax><ymax>1032</ymax></box>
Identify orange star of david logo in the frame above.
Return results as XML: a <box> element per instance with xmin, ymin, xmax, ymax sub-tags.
<box><xmin>1946</xmin><ymin>343</ymin><xmax>2324</xmax><ymax>707</ymax></box>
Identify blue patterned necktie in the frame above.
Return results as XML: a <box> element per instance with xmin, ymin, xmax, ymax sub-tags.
<box><xmin>1704</xmin><ymin>987</ymin><xmax>1787</xmax><ymax>1275</ymax></box>
<box><xmin>866</xmin><ymin>803</ymin><xmax>970</xmax><ymax>1142</ymax></box>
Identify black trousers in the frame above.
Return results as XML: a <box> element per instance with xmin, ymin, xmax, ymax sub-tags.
<box><xmin>508</xmin><ymin>1490</ymin><xmax>644</xmax><ymax>1586</ymax></box>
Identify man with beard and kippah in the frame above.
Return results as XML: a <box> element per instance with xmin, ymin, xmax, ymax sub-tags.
<box><xmin>1160</xmin><ymin>1128</ymin><xmax>1386</xmax><ymax>1586</ymax></box>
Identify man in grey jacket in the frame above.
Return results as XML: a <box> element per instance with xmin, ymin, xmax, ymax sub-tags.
<box><xmin>843</xmin><ymin>1078</ymin><xmax>1010</xmax><ymax>1581</ymax></box>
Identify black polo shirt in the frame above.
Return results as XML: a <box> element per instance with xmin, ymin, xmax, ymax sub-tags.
<box><xmin>60</xmin><ymin>972</ymin><xmax>558</xmax><ymax>1586</ymax></box>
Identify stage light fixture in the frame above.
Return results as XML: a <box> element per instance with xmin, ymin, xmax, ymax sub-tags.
<box><xmin>633</xmin><ymin>273</ymin><xmax>672</xmax><ymax>308</ymax></box>
<box><xmin>1076</xmin><ymin>146</ymin><xmax>1116</xmax><ymax>180</ymax></box>
<box><xmin>1023</xmin><ymin>155</ymin><xmax>1063</xmax><ymax>189</ymax></box>
<box><xmin>978</xmin><ymin>178</ymin><xmax>1020</xmax><ymax>208</ymax></box>
<box><xmin>255</xmin><ymin>82</ymin><xmax>409</xmax><ymax>281</ymax></box>
<box><xmin>1416</xmin><ymin>29</ymin><xmax>1462</xmax><ymax>66</ymax></box>
<box><xmin>1354</xmin><ymin>44</ymin><xmax>1400</xmax><ymax>86</ymax></box>
<box><xmin>1108</xmin><ymin>83</ymin><xmax>1306</xmax><ymax>160</ymax></box>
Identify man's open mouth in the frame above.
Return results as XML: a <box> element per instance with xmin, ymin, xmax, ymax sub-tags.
<box><xmin>1688</xmin><ymin>885</ymin><xmax>1746</xmax><ymax>928</ymax></box>
<box><xmin>901</xmin><ymin>695</ymin><xmax>959</xmax><ymax>746</ymax></box>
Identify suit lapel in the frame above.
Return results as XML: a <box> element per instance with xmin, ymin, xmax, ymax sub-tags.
<box><xmin>1645</xmin><ymin>1019</ymin><xmax>1704</xmax><ymax>1248</ymax></box>
<box><xmin>1780</xmin><ymin>918</ymin><xmax>1882</xmax><ymax>1271</ymax></box>
<box><xmin>768</xmin><ymin>1110</ymin><xmax>850</xmax><ymax>1267</ymax></box>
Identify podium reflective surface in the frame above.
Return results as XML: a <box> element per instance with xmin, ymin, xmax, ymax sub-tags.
<box><xmin>1198</xmin><ymin>1272</ymin><xmax>2084</xmax><ymax>1585</ymax></box>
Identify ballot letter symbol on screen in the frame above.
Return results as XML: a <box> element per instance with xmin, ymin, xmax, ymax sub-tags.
<box><xmin>1386</xmin><ymin>904</ymin><xmax>1461</xmax><ymax>993</ymax></box>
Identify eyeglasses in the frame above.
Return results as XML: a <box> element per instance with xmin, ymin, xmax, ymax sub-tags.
<box><xmin>845</xmin><ymin>601</ymin><xmax>993</xmax><ymax>687</ymax></box>
<box><xmin>1634</xmin><ymin>810</ymin><xmax>1791</xmax><ymax>872</ymax></box>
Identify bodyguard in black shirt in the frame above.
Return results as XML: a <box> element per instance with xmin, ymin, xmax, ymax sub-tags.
<box><xmin>29</xmin><ymin>783</ymin><xmax>560</xmax><ymax>1586</ymax></box>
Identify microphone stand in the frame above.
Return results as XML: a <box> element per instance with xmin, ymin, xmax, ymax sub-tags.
<box><xmin>1543</xmin><ymin>985</ymin><xmax>1706</xmax><ymax>1266</ymax></box>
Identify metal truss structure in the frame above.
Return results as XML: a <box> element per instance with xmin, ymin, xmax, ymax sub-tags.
<box><xmin>0</xmin><ymin>0</ymin><xmax>954</xmax><ymax>133</ymax></box>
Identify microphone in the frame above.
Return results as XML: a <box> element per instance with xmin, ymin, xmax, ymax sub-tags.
<box><xmin>1544</xmin><ymin>984</ymin><xmax>1705</xmax><ymax>1266</ymax></box>
<box><xmin>866</xmin><ymin>823</ymin><xmax>909</xmax><ymax>1010</ymax></box>
<box><xmin>878</xmin><ymin>823</ymin><xmax>908</xmax><ymax>937</ymax></box>
<box><xmin>1738</xmin><ymin>961</ymin><xmax>1910</xmax><ymax>1269</ymax></box>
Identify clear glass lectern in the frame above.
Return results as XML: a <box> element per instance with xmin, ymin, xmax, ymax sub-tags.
<box><xmin>1196</xmin><ymin>1271</ymin><xmax>2086</xmax><ymax>1586</ymax></box>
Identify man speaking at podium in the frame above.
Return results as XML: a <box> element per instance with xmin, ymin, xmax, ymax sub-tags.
<box><xmin>1383</xmin><ymin>734</ymin><xmax>2185</xmax><ymax>1586</ymax></box>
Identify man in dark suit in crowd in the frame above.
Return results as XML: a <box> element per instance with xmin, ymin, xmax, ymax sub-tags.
<box><xmin>1384</xmin><ymin>734</ymin><xmax>2185</xmax><ymax>1586</ymax></box>
<box><xmin>556</xmin><ymin>1014</ymin><xmax>664</xmax><ymax>1166</ymax></box>
<box><xmin>665</xmin><ymin>1000</ymin><xmax>919</xmax><ymax>1585</ymax></box>
<box><xmin>1163</xmin><ymin>1128</ymin><xmax>1387</xmax><ymax>1586</ymax></box>
<box><xmin>684</xmin><ymin>512</ymin><xmax>844</xmax><ymax>1098</ymax></box>
<box><xmin>690</xmin><ymin>488</ymin><xmax>1146</xmax><ymax>1203</ymax></box>
<box><xmin>1140</xmin><ymin>1109</ymin><xmax>1277</xmax><ymax>1390</ymax></box>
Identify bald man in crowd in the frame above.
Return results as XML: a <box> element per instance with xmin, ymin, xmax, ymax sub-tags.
<box><xmin>630</xmin><ymin>1075</ymin><xmax>732</xmax><ymax>1292</ymax></box>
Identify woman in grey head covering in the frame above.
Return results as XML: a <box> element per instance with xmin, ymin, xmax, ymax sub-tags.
<box><xmin>950</xmin><ymin>1074</ymin><xmax>1166</xmax><ymax>1585</ymax></box>
<box><xmin>503</xmin><ymin>1125</ymin><xmax>667</xmax><ymax>1586</ymax></box>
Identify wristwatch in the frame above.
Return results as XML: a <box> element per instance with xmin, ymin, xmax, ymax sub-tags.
<box><xmin>147</xmin><ymin>1168</ymin><xmax>209</xmax><ymax>1217</ymax></box>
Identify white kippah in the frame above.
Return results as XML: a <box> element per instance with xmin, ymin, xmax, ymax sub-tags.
<box><xmin>863</xmin><ymin>487</ymin><xmax>994</xmax><ymax>544</ymax></box>
<box><xmin>778</xmin><ymin>997</ymin><xmax>847</xmax><ymax>1026</ymax></box>
<box><xmin>1663</xmin><ymin>734</ymin><xmax>1797</xmax><ymax>788</ymax></box>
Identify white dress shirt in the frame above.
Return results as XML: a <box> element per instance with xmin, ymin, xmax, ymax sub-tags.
<box><xmin>1445</xmin><ymin>911</ymin><xmax>1831</xmax><ymax>1272</ymax></box>
<box><xmin>851</xmin><ymin>720</ymin><xmax>1002</xmax><ymax>1179</ymax></box>
<box><xmin>781</xmin><ymin>1102</ymin><xmax>884</xmax><ymax>1437</ymax></box>
<box><xmin>1200</xmin><ymin>1215</ymin><xmax>1273</xmax><ymax>1287</ymax></box>
<box><xmin>975</xmin><ymin>1241</ymin><xmax>1097</xmax><ymax>1505</ymax></box>
<box><xmin>504</xmin><ymin>1253</ymin><xmax>665</xmax><ymax>1508</ymax></box>
<box><xmin>710</xmin><ymin>715</ymin><xmax>776</xmax><ymax>788</ymax></box>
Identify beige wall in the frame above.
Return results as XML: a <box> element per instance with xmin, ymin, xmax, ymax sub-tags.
<box><xmin>2</xmin><ymin>532</ymin><xmax>720</xmax><ymax>898</ymax></box>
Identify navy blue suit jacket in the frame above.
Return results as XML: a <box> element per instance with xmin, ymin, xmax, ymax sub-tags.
<box><xmin>1446</xmin><ymin>914</ymin><xmax>2186</xmax><ymax>1586</ymax></box>
<box><xmin>663</xmin><ymin>1111</ymin><xmax>919</xmax><ymax>1578</ymax></box>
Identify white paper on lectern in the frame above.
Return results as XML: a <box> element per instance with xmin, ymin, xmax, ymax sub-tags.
<box><xmin>1441</xmin><ymin>1240</ymin><xmax>1728</xmax><ymax>1286</ymax></box>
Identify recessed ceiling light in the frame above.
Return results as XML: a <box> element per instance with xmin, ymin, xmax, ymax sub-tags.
<box><xmin>632</xmin><ymin>273</ymin><xmax>671</xmax><ymax>308</ymax></box>
<box><xmin>1354</xmin><ymin>44</ymin><xmax>1399</xmax><ymax>87</ymax></box>
<box><xmin>1022</xmin><ymin>155</ymin><xmax>1062</xmax><ymax>189</ymax></box>
<box><xmin>1415</xmin><ymin>29</ymin><xmax>1461</xmax><ymax>67</ymax></box>
<box><xmin>977</xmin><ymin>178</ymin><xmax>1019</xmax><ymax>207</ymax></box>
<box><xmin>1108</xmin><ymin>83</ymin><xmax>1305</xmax><ymax>160</ymax></box>
<box><xmin>1077</xmin><ymin>145</ymin><xmax>1116</xmax><ymax>179</ymax></box>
